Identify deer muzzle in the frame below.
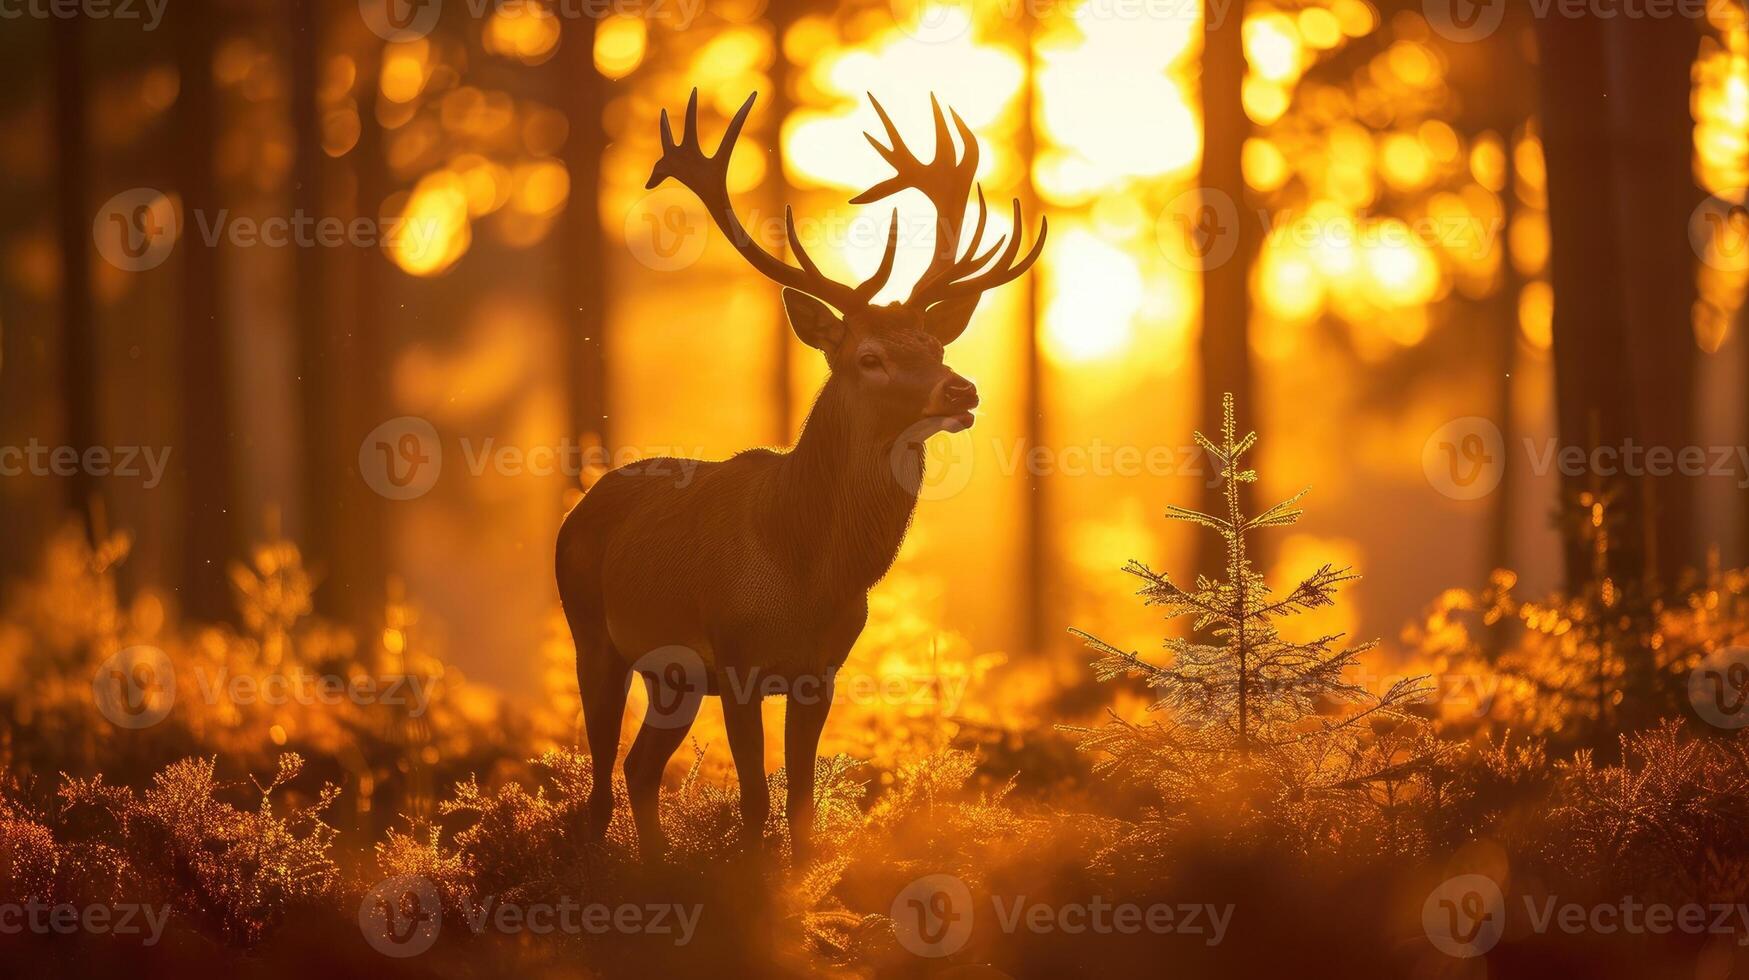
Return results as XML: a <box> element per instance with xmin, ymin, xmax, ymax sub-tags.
<box><xmin>927</xmin><ymin>374</ymin><xmax>980</xmax><ymax>432</ymax></box>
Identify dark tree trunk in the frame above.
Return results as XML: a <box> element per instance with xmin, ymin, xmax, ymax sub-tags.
<box><xmin>768</xmin><ymin>0</ymin><xmax>799</xmax><ymax>443</ymax></box>
<box><xmin>53</xmin><ymin>17</ymin><xmax>97</xmax><ymax>543</ymax></box>
<box><xmin>1196</xmin><ymin>0</ymin><xmax>1256</xmax><ymax>578</ymax></box>
<box><xmin>559</xmin><ymin>14</ymin><xmax>609</xmax><ymax>462</ymax></box>
<box><xmin>290</xmin><ymin>0</ymin><xmax>344</xmax><ymax>605</ymax></box>
<box><xmin>1019</xmin><ymin>14</ymin><xmax>1047</xmax><ymax>653</ymax></box>
<box><xmin>176</xmin><ymin>0</ymin><xmax>238</xmax><ymax>619</ymax></box>
<box><xmin>1600</xmin><ymin>17</ymin><xmax>1702</xmax><ymax>588</ymax></box>
<box><xmin>335</xmin><ymin>41</ymin><xmax>390</xmax><ymax>624</ymax></box>
<box><xmin>1535</xmin><ymin>13</ymin><xmax>1642</xmax><ymax>591</ymax></box>
<box><xmin>1488</xmin><ymin>133</ymin><xmax>1521</xmax><ymax>577</ymax></box>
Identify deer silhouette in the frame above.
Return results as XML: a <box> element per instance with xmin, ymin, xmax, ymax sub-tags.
<box><xmin>556</xmin><ymin>89</ymin><xmax>1044</xmax><ymax>861</ymax></box>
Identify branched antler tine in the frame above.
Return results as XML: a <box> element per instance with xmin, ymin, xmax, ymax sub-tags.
<box><xmin>949</xmin><ymin>107</ymin><xmax>978</xmax><ymax>184</ymax></box>
<box><xmin>930</xmin><ymin>95</ymin><xmax>954</xmax><ymax>167</ymax></box>
<box><xmin>645</xmin><ymin>89</ymin><xmax>860</xmax><ymax>308</ymax></box>
<box><xmin>784</xmin><ymin>206</ymin><xmax>824</xmax><ymax>279</ymax></box>
<box><xmin>926</xmin><ymin>208</ymin><xmax>1048</xmax><ymax>304</ymax></box>
<box><xmin>717</xmin><ymin>89</ymin><xmax>755</xmax><ymax>160</ymax></box>
<box><xmin>854</xmin><ymin>210</ymin><xmax>901</xmax><ymax>301</ymax></box>
<box><xmin>959</xmin><ymin>184</ymin><xmax>989</xmax><ymax>263</ymax></box>
<box><xmin>850</xmin><ymin>95</ymin><xmax>922</xmax><ymax>205</ymax></box>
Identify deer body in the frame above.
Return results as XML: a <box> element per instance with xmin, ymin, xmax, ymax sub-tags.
<box><xmin>557</xmin><ymin>89</ymin><xmax>1043</xmax><ymax>861</ymax></box>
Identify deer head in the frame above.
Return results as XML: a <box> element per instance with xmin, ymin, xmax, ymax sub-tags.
<box><xmin>646</xmin><ymin>89</ymin><xmax>1046</xmax><ymax>441</ymax></box>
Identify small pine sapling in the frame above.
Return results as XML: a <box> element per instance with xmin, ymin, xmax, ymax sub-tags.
<box><xmin>1066</xmin><ymin>394</ymin><xmax>1435</xmax><ymax>841</ymax></box>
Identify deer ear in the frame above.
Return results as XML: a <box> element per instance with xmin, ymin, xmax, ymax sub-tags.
<box><xmin>923</xmin><ymin>295</ymin><xmax>980</xmax><ymax>344</ymax></box>
<box><xmin>783</xmin><ymin>289</ymin><xmax>846</xmax><ymax>353</ymax></box>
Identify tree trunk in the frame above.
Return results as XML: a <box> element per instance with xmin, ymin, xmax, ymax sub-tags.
<box><xmin>1019</xmin><ymin>13</ymin><xmax>1047</xmax><ymax>653</ymax></box>
<box><xmin>768</xmin><ymin>0</ymin><xmax>798</xmax><ymax>443</ymax></box>
<box><xmin>330</xmin><ymin>40</ymin><xmax>390</xmax><ymax>625</ymax></box>
<box><xmin>176</xmin><ymin>0</ymin><xmax>238</xmax><ymax>620</ymax></box>
<box><xmin>560</xmin><ymin>14</ymin><xmax>609</xmax><ymax>463</ymax></box>
<box><xmin>1600</xmin><ymin>17</ymin><xmax>1702</xmax><ymax>588</ymax></box>
<box><xmin>1535</xmin><ymin>13</ymin><xmax>1642</xmax><ymax>591</ymax></box>
<box><xmin>53</xmin><ymin>17</ymin><xmax>97</xmax><ymax>543</ymax></box>
<box><xmin>290</xmin><ymin>0</ymin><xmax>343</xmax><ymax>606</ymax></box>
<box><xmin>1196</xmin><ymin>0</ymin><xmax>1256</xmax><ymax>578</ymax></box>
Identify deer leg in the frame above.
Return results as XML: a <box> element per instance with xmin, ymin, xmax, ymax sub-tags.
<box><xmin>784</xmin><ymin>674</ymin><xmax>834</xmax><ymax>864</ymax></box>
<box><xmin>576</xmin><ymin>646</ymin><xmax>629</xmax><ymax>844</ymax></box>
<box><xmin>721</xmin><ymin>694</ymin><xmax>769</xmax><ymax>849</ymax></box>
<box><xmin>624</xmin><ymin>672</ymin><xmax>696</xmax><ymax>862</ymax></box>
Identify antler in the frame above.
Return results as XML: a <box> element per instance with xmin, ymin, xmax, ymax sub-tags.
<box><xmin>647</xmin><ymin>89</ymin><xmax>899</xmax><ymax>312</ymax></box>
<box><xmin>851</xmin><ymin>93</ymin><xmax>1047</xmax><ymax>310</ymax></box>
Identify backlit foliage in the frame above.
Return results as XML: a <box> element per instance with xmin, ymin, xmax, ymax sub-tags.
<box><xmin>17</xmin><ymin>753</ymin><xmax>340</xmax><ymax>946</ymax></box>
<box><xmin>1066</xmin><ymin>395</ymin><xmax>1438</xmax><ymax>853</ymax></box>
<box><xmin>1415</xmin><ymin>499</ymin><xmax>1749</xmax><ymax>740</ymax></box>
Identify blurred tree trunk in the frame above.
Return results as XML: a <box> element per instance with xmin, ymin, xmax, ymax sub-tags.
<box><xmin>336</xmin><ymin>42</ymin><xmax>390</xmax><ymax>624</ymax></box>
<box><xmin>1488</xmin><ymin>131</ymin><xmax>1521</xmax><ymax>578</ymax></box>
<box><xmin>53</xmin><ymin>17</ymin><xmax>97</xmax><ymax>544</ymax></box>
<box><xmin>768</xmin><ymin>0</ymin><xmax>798</xmax><ymax>443</ymax></box>
<box><xmin>1535</xmin><ymin>14</ymin><xmax>1641</xmax><ymax>591</ymax></box>
<box><xmin>1195</xmin><ymin>0</ymin><xmax>1255</xmax><ymax>578</ymax></box>
<box><xmin>1600</xmin><ymin>17</ymin><xmax>1701</xmax><ymax>588</ymax></box>
<box><xmin>290</xmin><ymin>0</ymin><xmax>344</xmax><ymax>605</ymax></box>
<box><xmin>560</xmin><ymin>15</ymin><xmax>608</xmax><ymax>462</ymax></box>
<box><xmin>1019</xmin><ymin>14</ymin><xmax>1046</xmax><ymax>653</ymax></box>
<box><xmin>176</xmin><ymin>0</ymin><xmax>238</xmax><ymax>619</ymax></box>
<box><xmin>1538</xmin><ymin>14</ymin><xmax>1703</xmax><ymax>594</ymax></box>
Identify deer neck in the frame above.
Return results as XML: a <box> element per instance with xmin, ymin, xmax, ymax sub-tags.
<box><xmin>771</xmin><ymin>378</ymin><xmax>921</xmax><ymax>594</ymax></box>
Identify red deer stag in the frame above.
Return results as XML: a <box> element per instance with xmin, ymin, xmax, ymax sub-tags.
<box><xmin>556</xmin><ymin>89</ymin><xmax>1044</xmax><ymax>861</ymax></box>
